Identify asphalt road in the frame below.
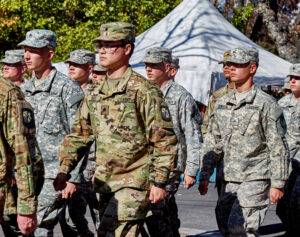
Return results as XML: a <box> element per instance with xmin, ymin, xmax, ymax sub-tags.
<box><xmin>0</xmin><ymin>184</ymin><xmax>286</xmax><ymax>237</ymax></box>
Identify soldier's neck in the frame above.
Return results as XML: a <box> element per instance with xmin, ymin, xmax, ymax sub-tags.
<box><xmin>34</xmin><ymin>66</ymin><xmax>52</xmax><ymax>80</ymax></box>
<box><xmin>235</xmin><ymin>78</ymin><xmax>254</xmax><ymax>93</ymax></box>
<box><xmin>293</xmin><ymin>92</ymin><xmax>300</xmax><ymax>100</ymax></box>
<box><xmin>107</xmin><ymin>64</ymin><xmax>128</xmax><ymax>79</ymax></box>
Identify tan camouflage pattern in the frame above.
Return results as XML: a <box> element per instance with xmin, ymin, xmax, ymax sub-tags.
<box><xmin>221</xmin><ymin>47</ymin><xmax>259</xmax><ymax>64</ymax></box>
<box><xmin>0</xmin><ymin>49</ymin><xmax>24</xmax><ymax>64</ymax></box>
<box><xmin>94</xmin><ymin>22</ymin><xmax>135</xmax><ymax>43</ymax></box>
<box><xmin>18</xmin><ymin>29</ymin><xmax>57</xmax><ymax>49</ymax></box>
<box><xmin>278</xmin><ymin>94</ymin><xmax>300</xmax><ymax>162</ymax></box>
<box><xmin>59</xmin><ymin>67</ymin><xmax>177</xmax><ymax>192</ymax></box>
<box><xmin>143</xmin><ymin>47</ymin><xmax>172</xmax><ymax>64</ymax></box>
<box><xmin>0</xmin><ymin>77</ymin><xmax>37</xmax><ymax>215</ymax></box>
<box><xmin>65</xmin><ymin>49</ymin><xmax>95</xmax><ymax>65</ymax></box>
<box><xmin>288</xmin><ymin>63</ymin><xmax>300</xmax><ymax>77</ymax></box>
<box><xmin>200</xmin><ymin>85</ymin><xmax>289</xmax><ymax>189</ymax></box>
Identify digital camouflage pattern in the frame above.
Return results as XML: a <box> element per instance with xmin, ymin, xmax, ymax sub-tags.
<box><xmin>59</xmin><ymin>67</ymin><xmax>177</xmax><ymax>193</ymax></box>
<box><xmin>0</xmin><ymin>49</ymin><xmax>24</xmax><ymax>64</ymax></box>
<box><xmin>18</xmin><ymin>29</ymin><xmax>57</xmax><ymax>49</ymax></box>
<box><xmin>287</xmin><ymin>63</ymin><xmax>300</xmax><ymax>77</ymax></box>
<box><xmin>220</xmin><ymin>47</ymin><xmax>259</xmax><ymax>64</ymax></box>
<box><xmin>161</xmin><ymin>80</ymin><xmax>202</xmax><ymax>177</ymax></box>
<box><xmin>171</xmin><ymin>56</ymin><xmax>180</xmax><ymax>69</ymax></box>
<box><xmin>93</xmin><ymin>22</ymin><xmax>135</xmax><ymax>44</ymax></box>
<box><xmin>0</xmin><ymin>77</ymin><xmax>38</xmax><ymax>216</ymax></box>
<box><xmin>93</xmin><ymin>64</ymin><xmax>107</xmax><ymax>73</ymax></box>
<box><xmin>200</xmin><ymin>85</ymin><xmax>289</xmax><ymax>188</ymax></box>
<box><xmin>143</xmin><ymin>47</ymin><xmax>172</xmax><ymax>64</ymax></box>
<box><xmin>65</xmin><ymin>49</ymin><xmax>95</xmax><ymax>65</ymax></box>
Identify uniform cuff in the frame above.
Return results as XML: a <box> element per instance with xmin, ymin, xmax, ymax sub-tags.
<box><xmin>185</xmin><ymin>164</ymin><xmax>199</xmax><ymax>177</ymax></box>
<box><xmin>59</xmin><ymin>164</ymin><xmax>71</xmax><ymax>174</ymax></box>
<box><xmin>271</xmin><ymin>180</ymin><xmax>286</xmax><ymax>189</ymax></box>
<box><xmin>17</xmin><ymin>199</ymin><xmax>37</xmax><ymax>215</ymax></box>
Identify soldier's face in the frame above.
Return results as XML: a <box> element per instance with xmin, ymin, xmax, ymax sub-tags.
<box><xmin>223</xmin><ymin>64</ymin><xmax>231</xmax><ymax>80</ymax></box>
<box><xmin>68</xmin><ymin>63</ymin><xmax>91</xmax><ymax>85</ymax></box>
<box><xmin>290</xmin><ymin>76</ymin><xmax>300</xmax><ymax>95</ymax></box>
<box><xmin>98</xmin><ymin>41</ymin><xmax>131</xmax><ymax>69</ymax></box>
<box><xmin>2</xmin><ymin>63</ymin><xmax>24</xmax><ymax>82</ymax></box>
<box><xmin>228</xmin><ymin>62</ymin><xmax>256</xmax><ymax>84</ymax></box>
<box><xmin>92</xmin><ymin>71</ymin><xmax>106</xmax><ymax>84</ymax></box>
<box><xmin>145</xmin><ymin>62</ymin><xmax>170</xmax><ymax>85</ymax></box>
<box><xmin>24</xmin><ymin>47</ymin><xmax>54</xmax><ymax>71</ymax></box>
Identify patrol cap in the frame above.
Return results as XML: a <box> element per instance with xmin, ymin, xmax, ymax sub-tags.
<box><xmin>288</xmin><ymin>63</ymin><xmax>300</xmax><ymax>77</ymax></box>
<box><xmin>93</xmin><ymin>64</ymin><xmax>107</xmax><ymax>72</ymax></box>
<box><xmin>143</xmin><ymin>47</ymin><xmax>172</xmax><ymax>64</ymax></box>
<box><xmin>65</xmin><ymin>49</ymin><xmax>95</xmax><ymax>65</ymax></box>
<box><xmin>0</xmin><ymin>49</ymin><xmax>24</xmax><ymax>64</ymax></box>
<box><xmin>93</xmin><ymin>22</ymin><xmax>135</xmax><ymax>45</ymax></box>
<box><xmin>171</xmin><ymin>56</ymin><xmax>180</xmax><ymax>69</ymax></box>
<box><xmin>220</xmin><ymin>47</ymin><xmax>259</xmax><ymax>64</ymax></box>
<box><xmin>18</xmin><ymin>29</ymin><xmax>57</xmax><ymax>49</ymax></box>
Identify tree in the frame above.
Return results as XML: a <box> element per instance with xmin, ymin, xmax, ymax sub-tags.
<box><xmin>0</xmin><ymin>0</ymin><xmax>181</xmax><ymax>61</ymax></box>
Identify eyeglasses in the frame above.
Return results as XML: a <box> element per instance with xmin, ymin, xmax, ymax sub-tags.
<box><xmin>290</xmin><ymin>76</ymin><xmax>300</xmax><ymax>81</ymax></box>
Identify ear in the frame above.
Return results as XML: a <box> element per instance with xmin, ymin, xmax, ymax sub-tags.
<box><xmin>249</xmin><ymin>63</ymin><xmax>257</xmax><ymax>74</ymax></box>
<box><xmin>124</xmin><ymin>44</ymin><xmax>132</xmax><ymax>56</ymax></box>
<box><xmin>88</xmin><ymin>64</ymin><xmax>94</xmax><ymax>74</ymax></box>
<box><xmin>48</xmin><ymin>49</ymin><xmax>55</xmax><ymax>61</ymax></box>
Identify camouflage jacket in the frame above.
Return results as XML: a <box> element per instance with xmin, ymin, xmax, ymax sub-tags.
<box><xmin>58</xmin><ymin>67</ymin><xmax>177</xmax><ymax>193</ymax></box>
<box><xmin>278</xmin><ymin>94</ymin><xmax>300</xmax><ymax>163</ymax></box>
<box><xmin>21</xmin><ymin>68</ymin><xmax>84</xmax><ymax>179</ymax></box>
<box><xmin>161</xmin><ymin>80</ymin><xmax>202</xmax><ymax>177</ymax></box>
<box><xmin>0</xmin><ymin>78</ymin><xmax>38</xmax><ymax>215</ymax></box>
<box><xmin>200</xmin><ymin>85</ymin><xmax>289</xmax><ymax>188</ymax></box>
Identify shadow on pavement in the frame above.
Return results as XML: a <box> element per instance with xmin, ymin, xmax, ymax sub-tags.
<box><xmin>186</xmin><ymin>230</ymin><xmax>222</xmax><ymax>237</ymax></box>
<box><xmin>259</xmin><ymin>223</ymin><xmax>285</xmax><ymax>236</ymax></box>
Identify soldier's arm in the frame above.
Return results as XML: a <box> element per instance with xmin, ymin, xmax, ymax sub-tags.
<box><xmin>138</xmin><ymin>85</ymin><xmax>177</xmax><ymax>186</ymax></box>
<box><xmin>179</xmin><ymin>95</ymin><xmax>202</xmax><ymax>177</ymax></box>
<box><xmin>264</xmin><ymin>102</ymin><xmax>289</xmax><ymax>189</ymax></box>
<box><xmin>58</xmin><ymin>97</ymin><xmax>94</xmax><ymax>175</ymax></box>
<box><xmin>4</xmin><ymin>89</ymin><xmax>36</xmax><ymax>215</ymax></box>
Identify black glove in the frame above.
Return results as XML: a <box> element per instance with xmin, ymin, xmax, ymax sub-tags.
<box><xmin>53</xmin><ymin>173</ymin><xmax>70</xmax><ymax>191</ymax></box>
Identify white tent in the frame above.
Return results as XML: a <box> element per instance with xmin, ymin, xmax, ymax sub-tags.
<box><xmin>130</xmin><ymin>0</ymin><xmax>291</xmax><ymax>105</ymax></box>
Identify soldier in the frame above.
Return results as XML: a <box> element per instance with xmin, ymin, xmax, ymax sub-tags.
<box><xmin>53</xmin><ymin>22</ymin><xmax>177</xmax><ymax>237</ymax></box>
<box><xmin>143</xmin><ymin>48</ymin><xmax>202</xmax><ymax>237</ymax></box>
<box><xmin>91</xmin><ymin>64</ymin><xmax>107</xmax><ymax>83</ymax></box>
<box><xmin>1</xmin><ymin>49</ymin><xmax>25</xmax><ymax>87</ymax></box>
<box><xmin>199</xmin><ymin>47</ymin><xmax>289</xmax><ymax>236</ymax></box>
<box><xmin>18</xmin><ymin>29</ymin><xmax>84</xmax><ymax>236</ymax></box>
<box><xmin>0</xmin><ymin>76</ymin><xmax>39</xmax><ymax>236</ymax></box>
<box><xmin>276</xmin><ymin>64</ymin><xmax>300</xmax><ymax>236</ymax></box>
<box><xmin>64</xmin><ymin>48</ymin><xmax>99</xmax><ymax>236</ymax></box>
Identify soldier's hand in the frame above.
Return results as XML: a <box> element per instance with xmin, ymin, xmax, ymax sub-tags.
<box><xmin>62</xmin><ymin>182</ymin><xmax>77</xmax><ymax>199</ymax></box>
<box><xmin>198</xmin><ymin>180</ymin><xmax>209</xmax><ymax>195</ymax></box>
<box><xmin>269</xmin><ymin>187</ymin><xmax>284</xmax><ymax>204</ymax></box>
<box><xmin>149</xmin><ymin>186</ymin><xmax>167</xmax><ymax>203</ymax></box>
<box><xmin>53</xmin><ymin>173</ymin><xmax>70</xmax><ymax>191</ymax></box>
<box><xmin>17</xmin><ymin>214</ymin><xmax>37</xmax><ymax>235</ymax></box>
<box><xmin>184</xmin><ymin>174</ymin><xmax>196</xmax><ymax>189</ymax></box>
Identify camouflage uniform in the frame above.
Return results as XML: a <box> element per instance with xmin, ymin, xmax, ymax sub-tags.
<box><xmin>56</xmin><ymin>21</ymin><xmax>177</xmax><ymax>237</ymax></box>
<box><xmin>200</xmin><ymin>47</ymin><xmax>289</xmax><ymax>236</ymax></box>
<box><xmin>143</xmin><ymin>48</ymin><xmax>202</xmax><ymax>237</ymax></box>
<box><xmin>18</xmin><ymin>29</ymin><xmax>84</xmax><ymax>237</ymax></box>
<box><xmin>0</xmin><ymin>76</ymin><xmax>38</xmax><ymax>222</ymax></box>
<box><xmin>62</xmin><ymin>49</ymin><xmax>99</xmax><ymax>236</ymax></box>
<box><xmin>276</xmin><ymin>64</ymin><xmax>300</xmax><ymax>235</ymax></box>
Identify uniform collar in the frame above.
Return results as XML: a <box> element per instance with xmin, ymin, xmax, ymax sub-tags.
<box><xmin>161</xmin><ymin>79</ymin><xmax>174</xmax><ymax>97</ymax></box>
<box><xmin>227</xmin><ymin>85</ymin><xmax>257</xmax><ymax>108</ymax></box>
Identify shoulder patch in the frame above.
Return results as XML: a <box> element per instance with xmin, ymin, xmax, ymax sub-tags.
<box><xmin>161</xmin><ymin>105</ymin><xmax>172</xmax><ymax>122</ymax></box>
<box><xmin>22</xmin><ymin>108</ymin><xmax>35</xmax><ymax>129</ymax></box>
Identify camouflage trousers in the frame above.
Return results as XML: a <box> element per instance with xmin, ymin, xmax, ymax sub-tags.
<box><xmin>98</xmin><ymin>187</ymin><xmax>149</xmax><ymax>237</ymax></box>
<box><xmin>61</xmin><ymin>181</ymin><xmax>99</xmax><ymax>237</ymax></box>
<box><xmin>276</xmin><ymin>167</ymin><xmax>300</xmax><ymax>235</ymax></box>
<box><xmin>145</xmin><ymin>180</ymin><xmax>180</xmax><ymax>237</ymax></box>
<box><xmin>215</xmin><ymin>180</ymin><xmax>270</xmax><ymax>237</ymax></box>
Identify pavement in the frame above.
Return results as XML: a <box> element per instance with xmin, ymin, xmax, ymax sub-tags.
<box><xmin>0</xmin><ymin>184</ymin><xmax>286</xmax><ymax>236</ymax></box>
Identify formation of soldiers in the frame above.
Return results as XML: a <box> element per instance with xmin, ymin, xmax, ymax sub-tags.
<box><xmin>0</xmin><ymin>21</ymin><xmax>298</xmax><ymax>237</ymax></box>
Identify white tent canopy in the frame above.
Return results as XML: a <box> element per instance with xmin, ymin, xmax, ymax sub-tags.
<box><xmin>129</xmin><ymin>0</ymin><xmax>291</xmax><ymax>105</ymax></box>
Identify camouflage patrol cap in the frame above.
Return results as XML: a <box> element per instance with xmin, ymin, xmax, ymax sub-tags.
<box><xmin>0</xmin><ymin>49</ymin><xmax>24</xmax><ymax>64</ymax></box>
<box><xmin>65</xmin><ymin>49</ymin><xmax>95</xmax><ymax>65</ymax></box>
<box><xmin>93</xmin><ymin>22</ymin><xmax>135</xmax><ymax>44</ymax></box>
<box><xmin>93</xmin><ymin>64</ymin><xmax>107</xmax><ymax>72</ymax></box>
<box><xmin>171</xmin><ymin>56</ymin><xmax>180</xmax><ymax>69</ymax></box>
<box><xmin>143</xmin><ymin>47</ymin><xmax>172</xmax><ymax>64</ymax></box>
<box><xmin>18</xmin><ymin>29</ymin><xmax>57</xmax><ymax>49</ymax></box>
<box><xmin>288</xmin><ymin>63</ymin><xmax>300</xmax><ymax>77</ymax></box>
<box><xmin>220</xmin><ymin>47</ymin><xmax>259</xmax><ymax>64</ymax></box>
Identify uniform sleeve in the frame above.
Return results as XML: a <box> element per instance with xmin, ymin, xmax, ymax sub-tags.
<box><xmin>137</xmin><ymin>85</ymin><xmax>177</xmax><ymax>186</ymax></box>
<box><xmin>286</xmin><ymin>106</ymin><xmax>300</xmax><ymax>162</ymax></box>
<box><xmin>199</xmin><ymin>110</ymin><xmax>223</xmax><ymax>181</ymax></box>
<box><xmin>264</xmin><ymin>102</ymin><xmax>289</xmax><ymax>189</ymax></box>
<box><xmin>179</xmin><ymin>95</ymin><xmax>202</xmax><ymax>176</ymax></box>
<box><xmin>201</xmin><ymin>96</ymin><xmax>215</xmax><ymax>137</ymax></box>
<box><xmin>59</xmin><ymin>97</ymin><xmax>94</xmax><ymax>175</ymax></box>
<box><xmin>3</xmin><ymin>89</ymin><xmax>37</xmax><ymax>215</ymax></box>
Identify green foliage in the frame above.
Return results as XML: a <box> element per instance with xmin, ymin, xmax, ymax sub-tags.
<box><xmin>231</xmin><ymin>4</ymin><xmax>254</xmax><ymax>32</ymax></box>
<box><xmin>0</xmin><ymin>0</ymin><xmax>181</xmax><ymax>61</ymax></box>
